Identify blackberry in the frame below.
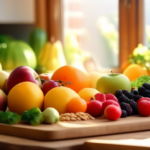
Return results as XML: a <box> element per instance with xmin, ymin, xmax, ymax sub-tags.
<box><xmin>122</xmin><ymin>90</ymin><xmax>134</xmax><ymax>99</ymax></box>
<box><xmin>121</xmin><ymin>110</ymin><xmax>128</xmax><ymax>118</ymax></box>
<box><xmin>143</xmin><ymin>83</ymin><xmax>150</xmax><ymax>90</ymax></box>
<box><xmin>138</xmin><ymin>87</ymin><xmax>150</xmax><ymax>97</ymax></box>
<box><xmin>120</xmin><ymin>102</ymin><xmax>133</xmax><ymax>116</ymax></box>
<box><xmin>131</xmin><ymin>89</ymin><xmax>139</xmax><ymax>95</ymax></box>
<box><xmin>128</xmin><ymin>100</ymin><xmax>138</xmax><ymax>114</ymax></box>
<box><xmin>133</xmin><ymin>95</ymin><xmax>142</xmax><ymax>102</ymax></box>
<box><xmin>115</xmin><ymin>90</ymin><xmax>123</xmax><ymax>98</ymax></box>
<box><xmin>117</xmin><ymin>95</ymin><xmax>129</xmax><ymax>103</ymax></box>
<box><xmin>145</xmin><ymin>94</ymin><xmax>150</xmax><ymax>98</ymax></box>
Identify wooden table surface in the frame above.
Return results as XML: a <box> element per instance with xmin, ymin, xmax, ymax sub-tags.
<box><xmin>1</xmin><ymin>130</ymin><xmax>150</xmax><ymax>150</ymax></box>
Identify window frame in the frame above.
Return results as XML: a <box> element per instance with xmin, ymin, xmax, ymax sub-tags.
<box><xmin>119</xmin><ymin>0</ymin><xmax>144</xmax><ymax>71</ymax></box>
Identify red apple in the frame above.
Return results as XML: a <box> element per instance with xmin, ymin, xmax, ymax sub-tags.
<box><xmin>0</xmin><ymin>89</ymin><xmax>7</xmax><ymax>111</ymax></box>
<box><xmin>6</xmin><ymin>66</ymin><xmax>42</xmax><ymax>93</ymax></box>
<box><xmin>41</xmin><ymin>80</ymin><xmax>59</xmax><ymax>95</ymax></box>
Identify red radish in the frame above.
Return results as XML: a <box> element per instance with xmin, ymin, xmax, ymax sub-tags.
<box><xmin>138</xmin><ymin>100</ymin><xmax>150</xmax><ymax>116</ymax></box>
<box><xmin>137</xmin><ymin>97</ymin><xmax>150</xmax><ymax>104</ymax></box>
<box><xmin>86</xmin><ymin>100</ymin><xmax>102</xmax><ymax>117</ymax></box>
<box><xmin>94</xmin><ymin>93</ymin><xmax>106</xmax><ymax>103</ymax></box>
<box><xmin>105</xmin><ymin>93</ymin><xmax>118</xmax><ymax>103</ymax></box>
<box><xmin>102</xmin><ymin>100</ymin><xmax>120</xmax><ymax>114</ymax></box>
<box><xmin>104</xmin><ymin>105</ymin><xmax>121</xmax><ymax>120</ymax></box>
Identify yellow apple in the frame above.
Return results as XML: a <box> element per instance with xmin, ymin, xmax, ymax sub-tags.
<box><xmin>88</xmin><ymin>71</ymin><xmax>107</xmax><ymax>89</ymax></box>
<box><xmin>0</xmin><ymin>70</ymin><xmax>9</xmax><ymax>91</ymax></box>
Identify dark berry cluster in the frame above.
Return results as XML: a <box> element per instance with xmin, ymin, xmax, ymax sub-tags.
<box><xmin>115</xmin><ymin>89</ymin><xmax>140</xmax><ymax>118</ymax></box>
<box><xmin>138</xmin><ymin>83</ymin><xmax>150</xmax><ymax>97</ymax></box>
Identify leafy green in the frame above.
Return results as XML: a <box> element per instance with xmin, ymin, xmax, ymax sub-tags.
<box><xmin>21</xmin><ymin>107</ymin><xmax>44</xmax><ymax>126</ymax></box>
<box><xmin>0</xmin><ymin>111</ymin><xmax>20</xmax><ymax>125</ymax></box>
<box><xmin>131</xmin><ymin>75</ymin><xmax>150</xmax><ymax>89</ymax></box>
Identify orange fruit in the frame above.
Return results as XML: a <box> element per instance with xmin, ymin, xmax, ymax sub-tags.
<box><xmin>123</xmin><ymin>64</ymin><xmax>148</xmax><ymax>81</ymax></box>
<box><xmin>44</xmin><ymin>86</ymin><xmax>80</xmax><ymax>114</ymax></box>
<box><xmin>67</xmin><ymin>97</ymin><xmax>87</xmax><ymax>113</ymax></box>
<box><xmin>78</xmin><ymin>88</ymin><xmax>100</xmax><ymax>102</ymax></box>
<box><xmin>8</xmin><ymin>82</ymin><xmax>44</xmax><ymax>115</ymax></box>
<box><xmin>51</xmin><ymin>65</ymin><xmax>92</xmax><ymax>93</ymax></box>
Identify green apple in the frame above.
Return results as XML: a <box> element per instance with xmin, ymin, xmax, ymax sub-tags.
<box><xmin>42</xmin><ymin>107</ymin><xmax>59</xmax><ymax>124</ymax></box>
<box><xmin>96</xmin><ymin>73</ymin><xmax>131</xmax><ymax>94</ymax></box>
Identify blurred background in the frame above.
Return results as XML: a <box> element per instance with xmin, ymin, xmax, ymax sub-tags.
<box><xmin>0</xmin><ymin>0</ymin><xmax>149</xmax><ymax>74</ymax></box>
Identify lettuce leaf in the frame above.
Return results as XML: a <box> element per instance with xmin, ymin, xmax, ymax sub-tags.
<box><xmin>131</xmin><ymin>75</ymin><xmax>150</xmax><ymax>89</ymax></box>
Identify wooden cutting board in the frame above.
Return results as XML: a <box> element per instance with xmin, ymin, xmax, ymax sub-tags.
<box><xmin>0</xmin><ymin>115</ymin><xmax>150</xmax><ymax>141</ymax></box>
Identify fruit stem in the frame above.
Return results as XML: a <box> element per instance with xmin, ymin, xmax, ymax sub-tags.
<box><xmin>111</xmin><ymin>71</ymin><xmax>114</xmax><ymax>76</ymax></box>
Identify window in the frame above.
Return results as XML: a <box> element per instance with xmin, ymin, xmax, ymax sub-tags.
<box><xmin>35</xmin><ymin>0</ymin><xmax>144</xmax><ymax>72</ymax></box>
<box><xmin>144</xmin><ymin>0</ymin><xmax>150</xmax><ymax>48</ymax></box>
<box><xmin>63</xmin><ymin>0</ymin><xmax>119</xmax><ymax>71</ymax></box>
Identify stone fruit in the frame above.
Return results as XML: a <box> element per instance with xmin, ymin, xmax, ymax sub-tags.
<box><xmin>105</xmin><ymin>93</ymin><xmax>119</xmax><ymax>103</ymax></box>
<box><xmin>96</xmin><ymin>73</ymin><xmax>131</xmax><ymax>94</ymax></box>
<box><xmin>67</xmin><ymin>97</ymin><xmax>87</xmax><ymax>113</ymax></box>
<box><xmin>42</xmin><ymin>107</ymin><xmax>59</xmax><ymax>124</ymax></box>
<box><xmin>93</xmin><ymin>93</ymin><xmax>106</xmax><ymax>103</ymax></box>
<box><xmin>0</xmin><ymin>89</ymin><xmax>7</xmax><ymax>111</ymax></box>
<box><xmin>86</xmin><ymin>100</ymin><xmax>102</xmax><ymax>117</ymax></box>
<box><xmin>8</xmin><ymin>82</ymin><xmax>44</xmax><ymax>115</ymax></box>
<box><xmin>102</xmin><ymin>100</ymin><xmax>120</xmax><ymax>114</ymax></box>
<box><xmin>78</xmin><ymin>88</ymin><xmax>100</xmax><ymax>102</ymax></box>
<box><xmin>88</xmin><ymin>71</ymin><xmax>106</xmax><ymax>89</ymax></box>
<box><xmin>41</xmin><ymin>80</ymin><xmax>59</xmax><ymax>95</ymax></box>
<box><xmin>6</xmin><ymin>66</ymin><xmax>42</xmax><ymax>93</ymax></box>
<box><xmin>104</xmin><ymin>105</ymin><xmax>121</xmax><ymax>120</ymax></box>
<box><xmin>0</xmin><ymin>70</ymin><xmax>9</xmax><ymax>91</ymax></box>
<box><xmin>44</xmin><ymin>86</ymin><xmax>80</xmax><ymax>114</ymax></box>
<box><xmin>51</xmin><ymin>65</ymin><xmax>91</xmax><ymax>93</ymax></box>
<box><xmin>138</xmin><ymin>100</ymin><xmax>150</xmax><ymax>116</ymax></box>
